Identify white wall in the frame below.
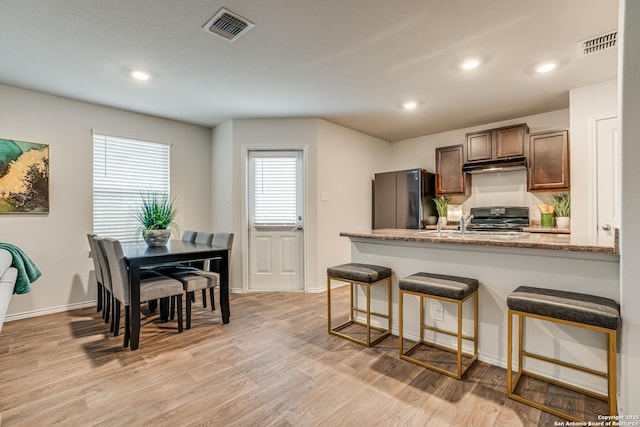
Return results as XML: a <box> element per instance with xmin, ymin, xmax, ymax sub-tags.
<box><xmin>390</xmin><ymin>109</ymin><xmax>569</xmax><ymax>222</ymax></box>
<box><xmin>0</xmin><ymin>85</ymin><xmax>212</xmax><ymax>319</ymax></box>
<box><xmin>210</xmin><ymin>118</ymin><xmax>390</xmax><ymax>293</ymax></box>
<box><xmin>316</xmin><ymin>120</ymin><xmax>390</xmax><ymax>291</ymax></box>
<box><xmin>221</xmin><ymin>118</ymin><xmax>319</xmax><ymax>292</ymax></box>
<box><xmin>569</xmin><ymin>80</ymin><xmax>618</xmax><ymax>237</ymax></box>
<box><xmin>619</xmin><ymin>0</ymin><xmax>640</xmax><ymax>415</ymax></box>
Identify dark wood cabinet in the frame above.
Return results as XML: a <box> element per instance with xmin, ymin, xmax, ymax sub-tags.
<box><xmin>466</xmin><ymin>124</ymin><xmax>528</xmax><ymax>163</ymax></box>
<box><xmin>527</xmin><ymin>129</ymin><xmax>570</xmax><ymax>191</ymax></box>
<box><xmin>436</xmin><ymin>144</ymin><xmax>470</xmax><ymax>195</ymax></box>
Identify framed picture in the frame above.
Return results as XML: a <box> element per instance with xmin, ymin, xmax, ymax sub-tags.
<box><xmin>0</xmin><ymin>138</ymin><xmax>49</xmax><ymax>213</ymax></box>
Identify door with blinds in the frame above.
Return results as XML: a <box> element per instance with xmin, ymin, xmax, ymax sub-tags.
<box><xmin>248</xmin><ymin>151</ymin><xmax>304</xmax><ymax>291</ymax></box>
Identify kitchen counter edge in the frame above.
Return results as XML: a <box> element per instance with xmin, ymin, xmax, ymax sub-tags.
<box><xmin>339</xmin><ymin>229</ymin><xmax>618</xmax><ymax>255</ymax></box>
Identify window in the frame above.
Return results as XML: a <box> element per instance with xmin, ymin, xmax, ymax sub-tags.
<box><xmin>250</xmin><ymin>152</ymin><xmax>299</xmax><ymax>226</ymax></box>
<box><xmin>92</xmin><ymin>132</ymin><xmax>170</xmax><ymax>241</ymax></box>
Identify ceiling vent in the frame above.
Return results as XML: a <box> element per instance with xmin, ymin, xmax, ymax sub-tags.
<box><xmin>578</xmin><ymin>30</ymin><xmax>617</xmax><ymax>56</ymax></box>
<box><xmin>202</xmin><ymin>8</ymin><xmax>254</xmax><ymax>41</ymax></box>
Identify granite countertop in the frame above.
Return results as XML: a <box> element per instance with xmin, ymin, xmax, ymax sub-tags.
<box><xmin>340</xmin><ymin>228</ymin><xmax>619</xmax><ymax>255</ymax></box>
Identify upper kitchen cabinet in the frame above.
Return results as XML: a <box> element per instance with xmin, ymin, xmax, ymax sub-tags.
<box><xmin>436</xmin><ymin>144</ymin><xmax>470</xmax><ymax>195</ymax></box>
<box><xmin>527</xmin><ymin>129</ymin><xmax>570</xmax><ymax>191</ymax></box>
<box><xmin>465</xmin><ymin>123</ymin><xmax>529</xmax><ymax>163</ymax></box>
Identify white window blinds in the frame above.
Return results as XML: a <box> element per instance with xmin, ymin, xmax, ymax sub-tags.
<box><xmin>92</xmin><ymin>133</ymin><xmax>170</xmax><ymax>241</ymax></box>
<box><xmin>252</xmin><ymin>155</ymin><xmax>298</xmax><ymax>225</ymax></box>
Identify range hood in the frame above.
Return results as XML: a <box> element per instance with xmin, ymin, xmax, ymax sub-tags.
<box><xmin>462</xmin><ymin>157</ymin><xmax>527</xmax><ymax>174</ymax></box>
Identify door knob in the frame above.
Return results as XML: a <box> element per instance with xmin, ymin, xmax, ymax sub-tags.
<box><xmin>602</xmin><ymin>224</ymin><xmax>612</xmax><ymax>231</ymax></box>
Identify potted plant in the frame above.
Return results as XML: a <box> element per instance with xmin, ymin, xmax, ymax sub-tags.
<box><xmin>137</xmin><ymin>191</ymin><xmax>178</xmax><ymax>246</ymax></box>
<box><xmin>433</xmin><ymin>196</ymin><xmax>450</xmax><ymax>227</ymax></box>
<box><xmin>551</xmin><ymin>192</ymin><xmax>570</xmax><ymax>229</ymax></box>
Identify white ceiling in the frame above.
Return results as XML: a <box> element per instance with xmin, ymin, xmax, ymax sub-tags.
<box><xmin>0</xmin><ymin>0</ymin><xmax>619</xmax><ymax>142</ymax></box>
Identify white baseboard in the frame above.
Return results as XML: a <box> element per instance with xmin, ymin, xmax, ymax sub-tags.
<box><xmin>4</xmin><ymin>300</ymin><xmax>97</xmax><ymax>323</ymax></box>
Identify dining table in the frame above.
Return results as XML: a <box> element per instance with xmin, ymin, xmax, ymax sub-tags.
<box><xmin>121</xmin><ymin>239</ymin><xmax>230</xmax><ymax>350</ymax></box>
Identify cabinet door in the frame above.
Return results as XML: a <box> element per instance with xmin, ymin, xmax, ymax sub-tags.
<box><xmin>495</xmin><ymin>124</ymin><xmax>527</xmax><ymax>158</ymax></box>
<box><xmin>436</xmin><ymin>144</ymin><xmax>470</xmax><ymax>195</ymax></box>
<box><xmin>465</xmin><ymin>131</ymin><xmax>492</xmax><ymax>162</ymax></box>
<box><xmin>527</xmin><ymin>130</ymin><xmax>569</xmax><ymax>191</ymax></box>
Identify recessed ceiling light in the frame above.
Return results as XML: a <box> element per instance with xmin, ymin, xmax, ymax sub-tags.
<box><xmin>402</xmin><ymin>101</ymin><xmax>418</xmax><ymax>110</ymax></box>
<box><xmin>130</xmin><ymin>70</ymin><xmax>150</xmax><ymax>81</ymax></box>
<box><xmin>461</xmin><ymin>59</ymin><xmax>480</xmax><ymax>70</ymax></box>
<box><xmin>536</xmin><ymin>62</ymin><xmax>557</xmax><ymax>73</ymax></box>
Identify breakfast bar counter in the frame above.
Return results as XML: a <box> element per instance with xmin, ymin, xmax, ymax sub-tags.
<box><xmin>338</xmin><ymin>228</ymin><xmax>620</xmax><ymax>395</ymax></box>
<box><xmin>340</xmin><ymin>228</ymin><xmax>618</xmax><ymax>256</ymax></box>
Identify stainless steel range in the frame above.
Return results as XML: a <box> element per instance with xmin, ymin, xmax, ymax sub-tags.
<box><xmin>467</xmin><ymin>206</ymin><xmax>529</xmax><ymax>231</ymax></box>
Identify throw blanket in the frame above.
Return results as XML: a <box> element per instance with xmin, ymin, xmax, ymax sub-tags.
<box><xmin>0</xmin><ymin>243</ymin><xmax>42</xmax><ymax>294</ymax></box>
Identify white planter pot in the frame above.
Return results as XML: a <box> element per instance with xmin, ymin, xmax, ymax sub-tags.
<box><xmin>556</xmin><ymin>217</ymin><xmax>570</xmax><ymax>229</ymax></box>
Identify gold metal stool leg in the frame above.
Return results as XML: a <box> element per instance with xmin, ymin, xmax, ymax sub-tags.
<box><xmin>506</xmin><ymin>309</ymin><xmax>618</xmax><ymax>422</ymax></box>
<box><xmin>328</xmin><ymin>275</ymin><xmax>391</xmax><ymax>347</ymax></box>
<box><xmin>399</xmin><ymin>289</ymin><xmax>478</xmax><ymax>380</ymax></box>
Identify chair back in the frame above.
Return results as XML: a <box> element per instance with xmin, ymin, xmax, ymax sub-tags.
<box><xmin>181</xmin><ymin>230</ymin><xmax>197</xmax><ymax>243</ymax></box>
<box><xmin>212</xmin><ymin>232</ymin><xmax>234</xmax><ymax>250</ymax></box>
<box><xmin>102</xmin><ymin>238</ymin><xmax>130</xmax><ymax>305</ymax></box>
<box><xmin>94</xmin><ymin>237</ymin><xmax>113</xmax><ymax>293</ymax></box>
<box><xmin>195</xmin><ymin>232</ymin><xmax>214</xmax><ymax>245</ymax></box>
<box><xmin>86</xmin><ymin>234</ymin><xmax>103</xmax><ymax>286</ymax></box>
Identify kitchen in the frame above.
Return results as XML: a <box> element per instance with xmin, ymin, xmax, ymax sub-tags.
<box><xmin>337</xmin><ymin>80</ymin><xmax>621</xmax><ymax>419</ymax></box>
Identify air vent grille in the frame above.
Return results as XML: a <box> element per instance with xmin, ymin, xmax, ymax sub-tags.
<box><xmin>578</xmin><ymin>30</ymin><xmax>617</xmax><ymax>56</ymax></box>
<box><xmin>202</xmin><ymin>8</ymin><xmax>254</xmax><ymax>41</ymax></box>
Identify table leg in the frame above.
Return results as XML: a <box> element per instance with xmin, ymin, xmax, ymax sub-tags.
<box><xmin>129</xmin><ymin>262</ymin><xmax>141</xmax><ymax>350</ymax></box>
<box><xmin>219</xmin><ymin>250</ymin><xmax>230</xmax><ymax>324</ymax></box>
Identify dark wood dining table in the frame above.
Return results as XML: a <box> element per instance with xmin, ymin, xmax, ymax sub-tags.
<box><xmin>120</xmin><ymin>239</ymin><xmax>230</xmax><ymax>350</ymax></box>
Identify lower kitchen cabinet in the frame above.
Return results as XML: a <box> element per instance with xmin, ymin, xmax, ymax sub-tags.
<box><xmin>436</xmin><ymin>144</ymin><xmax>470</xmax><ymax>195</ymax></box>
<box><xmin>527</xmin><ymin>129</ymin><xmax>570</xmax><ymax>191</ymax></box>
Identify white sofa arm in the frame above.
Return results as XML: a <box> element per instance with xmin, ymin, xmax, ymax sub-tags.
<box><xmin>0</xmin><ymin>248</ymin><xmax>17</xmax><ymax>333</ymax></box>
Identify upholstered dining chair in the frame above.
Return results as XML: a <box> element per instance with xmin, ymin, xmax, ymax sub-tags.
<box><xmin>102</xmin><ymin>238</ymin><xmax>184</xmax><ymax>347</ymax></box>
<box><xmin>87</xmin><ymin>234</ymin><xmax>106</xmax><ymax>314</ymax></box>
<box><xmin>94</xmin><ymin>237</ymin><xmax>120</xmax><ymax>335</ymax></box>
<box><xmin>199</xmin><ymin>232</ymin><xmax>234</xmax><ymax>310</ymax></box>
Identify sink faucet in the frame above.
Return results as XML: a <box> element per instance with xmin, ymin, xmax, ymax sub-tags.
<box><xmin>460</xmin><ymin>213</ymin><xmax>474</xmax><ymax>233</ymax></box>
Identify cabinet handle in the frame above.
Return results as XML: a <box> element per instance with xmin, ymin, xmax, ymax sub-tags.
<box><xmin>602</xmin><ymin>224</ymin><xmax>612</xmax><ymax>231</ymax></box>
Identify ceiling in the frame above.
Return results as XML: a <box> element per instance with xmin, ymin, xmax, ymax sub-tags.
<box><xmin>0</xmin><ymin>0</ymin><xmax>619</xmax><ymax>142</ymax></box>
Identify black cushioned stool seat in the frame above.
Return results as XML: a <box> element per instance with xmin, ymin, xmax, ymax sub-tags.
<box><xmin>327</xmin><ymin>263</ymin><xmax>392</xmax><ymax>347</ymax></box>
<box><xmin>399</xmin><ymin>272</ymin><xmax>478</xmax><ymax>300</ymax></box>
<box><xmin>506</xmin><ymin>286</ymin><xmax>621</xmax><ymax>422</ymax></box>
<box><xmin>398</xmin><ymin>272</ymin><xmax>479</xmax><ymax>380</ymax></box>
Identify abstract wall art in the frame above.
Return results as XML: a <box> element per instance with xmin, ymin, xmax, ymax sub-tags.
<box><xmin>0</xmin><ymin>138</ymin><xmax>49</xmax><ymax>213</ymax></box>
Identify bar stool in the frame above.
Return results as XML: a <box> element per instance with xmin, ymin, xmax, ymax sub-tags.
<box><xmin>327</xmin><ymin>263</ymin><xmax>391</xmax><ymax>346</ymax></box>
<box><xmin>506</xmin><ymin>286</ymin><xmax>620</xmax><ymax>422</ymax></box>
<box><xmin>399</xmin><ymin>272</ymin><xmax>478</xmax><ymax>379</ymax></box>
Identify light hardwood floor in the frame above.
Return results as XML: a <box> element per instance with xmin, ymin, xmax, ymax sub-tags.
<box><xmin>0</xmin><ymin>289</ymin><xmax>605</xmax><ymax>426</ymax></box>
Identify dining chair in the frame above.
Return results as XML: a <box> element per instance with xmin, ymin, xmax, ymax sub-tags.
<box><xmin>200</xmin><ymin>232</ymin><xmax>234</xmax><ymax>310</ymax></box>
<box><xmin>86</xmin><ymin>234</ymin><xmax>105</xmax><ymax>314</ymax></box>
<box><xmin>88</xmin><ymin>234</ymin><xmax>114</xmax><ymax>328</ymax></box>
<box><xmin>163</xmin><ymin>232</ymin><xmax>232</xmax><ymax>327</ymax></box>
<box><xmin>94</xmin><ymin>237</ymin><xmax>117</xmax><ymax>334</ymax></box>
<box><xmin>102</xmin><ymin>238</ymin><xmax>184</xmax><ymax>347</ymax></box>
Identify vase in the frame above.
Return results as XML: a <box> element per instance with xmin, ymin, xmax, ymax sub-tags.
<box><xmin>555</xmin><ymin>217</ymin><xmax>570</xmax><ymax>229</ymax></box>
<box><xmin>540</xmin><ymin>213</ymin><xmax>555</xmax><ymax>228</ymax></box>
<box><xmin>437</xmin><ymin>216</ymin><xmax>448</xmax><ymax>228</ymax></box>
<box><xmin>143</xmin><ymin>229</ymin><xmax>171</xmax><ymax>247</ymax></box>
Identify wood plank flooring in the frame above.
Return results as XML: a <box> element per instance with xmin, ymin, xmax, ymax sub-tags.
<box><xmin>0</xmin><ymin>288</ymin><xmax>605</xmax><ymax>426</ymax></box>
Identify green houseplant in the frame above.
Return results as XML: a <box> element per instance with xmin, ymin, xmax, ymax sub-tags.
<box><xmin>433</xmin><ymin>196</ymin><xmax>450</xmax><ymax>227</ymax></box>
<box><xmin>137</xmin><ymin>191</ymin><xmax>178</xmax><ymax>246</ymax></box>
<box><xmin>551</xmin><ymin>192</ymin><xmax>571</xmax><ymax>229</ymax></box>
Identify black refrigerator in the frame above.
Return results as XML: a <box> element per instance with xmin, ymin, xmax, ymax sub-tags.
<box><xmin>373</xmin><ymin>169</ymin><xmax>436</xmax><ymax>229</ymax></box>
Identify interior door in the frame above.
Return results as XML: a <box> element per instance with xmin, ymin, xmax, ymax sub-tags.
<box><xmin>595</xmin><ymin>115</ymin><xmax>621</xmax><ymax>241</ymax></box>
<box><xmin>248</xmin><ymin>151</ymin><xmax>304</xmax><ymax>291</ymax></box>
